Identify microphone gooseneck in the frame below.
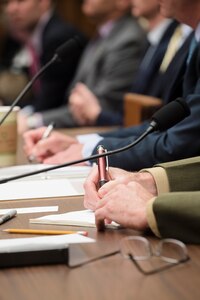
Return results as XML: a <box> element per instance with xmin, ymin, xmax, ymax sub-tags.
<box><xmin>0</xmin><ymin>55</ymin><xmax>58</xmax><ymax>127</ymax></box>
<box><xmin>0</xmin><ymin>98</ymin><xmax>190</xmax><ymax>184</ymax></box>
<box><xmin>0</xmin><ymin>36</ymin><xmax>84</xmax><ymax>127</ymax></box>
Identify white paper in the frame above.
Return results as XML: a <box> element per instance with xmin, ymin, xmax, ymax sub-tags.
<box><xmin>0</xmin><ymin>234</ymin><xmax>95</xmax><ymax>253</ymax></box>
<box><xmin>30</xmin><ymin>209</ymin><xmax>120</xmax><ymax>229</ymax></box>
<box><xmin>0</xmin><ymin>164</ymin><xmax>92</xmax><ymax>180</ymax></box>
<box><xmin>0</xmin><ymin>206</ymin><xmax>59</xmax><ymax>215</ymax></box>
<box><xmin>0</xmin><ymin>178</ymin><xmax>86</xmax><ymax>201</ymax></box>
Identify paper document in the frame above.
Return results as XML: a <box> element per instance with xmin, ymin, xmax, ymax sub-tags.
<box><xmin>30</xmin><ymin>209</ymin><xmax>120</xmax><ymax>229</ymax></box>
<box><xmin>0</xmin><ymin>206</ymin><xmax>59</xmax><ymax>215</ymax></box>
<box><xmin>0</xmin><ymin>234</ymin><xmax>95</xmax><ymax>253</ymax></box>
<box><xmin>0</xmin><ymin>178</ymin><xmax>86</xmax><ymax>201</ymax></box>
<box><xmin>0</xmin><ymin>164</ymin><xmax>92</xmax><ymax>201</ymax></box>
<box><xmin>0</xmin><ymin>164</ymin><xmax>92</xmax><ymax>180</ymax></box>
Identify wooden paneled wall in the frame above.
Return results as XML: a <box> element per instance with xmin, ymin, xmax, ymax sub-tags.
<box><xmin>56</xmin><ymin>0</ymin><xmax>96</xmax><ymax>37</ymax></box>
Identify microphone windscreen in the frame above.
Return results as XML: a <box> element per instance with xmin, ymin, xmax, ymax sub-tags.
<box><xmin>55</xmin><ymin>36</ymin><xmax>85</xmax><ymax>62</ymax></box>
<box><xmin>151</xmin><ymin>98</ymin><xmax>190</xmax><ymax>131</ymax></box>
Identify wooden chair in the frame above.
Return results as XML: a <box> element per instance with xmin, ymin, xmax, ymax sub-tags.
<box><xmin>124</xmin><ymin>93</ymin><xmax>162</xmax><ymax>127</ymax></box>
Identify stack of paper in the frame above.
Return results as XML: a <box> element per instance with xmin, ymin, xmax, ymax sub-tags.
<box><xmin>0</xmin><ymin>164</ymin><xmax>92</xmax><ymax>201</ymax></box>
<box><xmin>30</xmin><ymin>209</ymin><xmax>120</xmax><ymax>229</ymax></box>
<box><xmin>0</xmin><ymin>233</ymin><xmax>95</xmax><ymax>253</ymax></box>
<box><xmin>0</xmin><ymin>164</ymin><xmax>92</xmax><ymax>180</ymax></box>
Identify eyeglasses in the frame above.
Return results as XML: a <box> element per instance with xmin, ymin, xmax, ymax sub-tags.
<box><xmin>68</xmin><ymin>236</ymin><xmax>189</xmax><ymax>275</ymax></box>
<box><xmin>119</xmin><ymin>236</ymin><xmax>189</xmax><ymax>275</ymax></box>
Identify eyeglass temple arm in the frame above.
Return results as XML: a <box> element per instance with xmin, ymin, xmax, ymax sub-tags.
<box><xmin>129</xmin><ymin>254</ymin><xmax>190</xmax><ymax>276</ymax></box>
<box><xmin>68</xmin><ymin>250</ymin><xmax>120</xmax><ymax>269</ymax></box>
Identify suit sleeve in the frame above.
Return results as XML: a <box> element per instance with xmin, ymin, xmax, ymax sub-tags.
<box><xmin>93</xmin><ymin>92</ymin><xmax>200</xmax><ymax>170</ymax></box>
<box><xmin>147</xmin><ymin>192</ymin><xmax>200</xmax><ymax>243</ymax></box>
<box><xmin>145</xmin><ymin>157</ymin><xmax>200</xmax><ymax>243</ymax></box>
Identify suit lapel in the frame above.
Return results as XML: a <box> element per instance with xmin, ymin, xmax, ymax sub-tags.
<box><xmin>131</xmin><ymin>20</ymin><xmax>179</xmax><ymax>94</ymax></box>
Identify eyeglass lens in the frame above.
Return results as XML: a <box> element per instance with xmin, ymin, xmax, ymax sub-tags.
<box><xmin>157</xmin><ymin>239</ymin><xmax>188</xmax><ymax>263</ymax></box>
<box><xmin>119</xmin><ymin>236</ymin><xmax>189</xmax><ymax>275</ymax></box>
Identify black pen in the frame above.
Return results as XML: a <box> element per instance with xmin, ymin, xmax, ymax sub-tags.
<box><xmin>96</xmin><ymin>145</ymin><xmax>109</xmax><ymax>231</ymax></box>
<box><xmin>28</xmin><ymin>122</ymin><xmax>55</xmax><ymax>163</ymax></box>
<box><xmin>0</xmin><ymin>209</ymin><xmax>17</xmax><ymax>225</ymax></box>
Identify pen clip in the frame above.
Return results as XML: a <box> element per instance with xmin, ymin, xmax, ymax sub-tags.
<box><xmin>105</xmin><ymin>149</ymin><xmax>109</xmax><ymax>172</ymax></box>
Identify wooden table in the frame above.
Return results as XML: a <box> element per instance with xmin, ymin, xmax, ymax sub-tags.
<box><xmin>0</xmin><ymin>197</ymin><xmax>200</xmax><ymax>300</ymax></box>
<box><xmin>1</xmin><ymin>127</ymin><xmax>200</xmax><ymax>299</ymax></box>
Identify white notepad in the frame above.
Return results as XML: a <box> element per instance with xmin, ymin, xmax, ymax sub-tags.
<box><xmin>0</xmin><ymin>164</ymin><xmax>92</xmax><ymax>180</ymax></box>
<box><xmin>30</xmin><ymin>209</ymin><xmax>120</xmax><ymax>229</ymax></box>
<box><xmin>0</xmin><ymin>165</ymin><xmax>92</xmax><ymax>201</ymax></box>
<box><xmin>0</xmin><ymin>178</ymin><xmax>86</xmax><ymax>201</ymax></box>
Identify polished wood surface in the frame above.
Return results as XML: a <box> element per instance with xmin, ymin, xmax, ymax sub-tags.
<box><xmin>1</xmin><ymin>128</ymin><xmax>200</xmax><ymax>300</ymax></box>
<box><xmin>0</xmin><ymin>198</ymin><xmax>200</xmax><ymax>300</ymax></box>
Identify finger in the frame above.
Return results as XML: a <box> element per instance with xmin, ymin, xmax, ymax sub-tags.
<box><xmin>23</xmin><ymin>127</ymin><xmax>47</xmax><ymax>151</ymax></box>
<box><xmin>75</xmin><ymin>82</ymin><xmax>92</xmax><ymax>98</ymax></box>
<box><xmin>98</xmin><ymin>179</ymin><xmax>124</xmax><ymax>197</ymax></box>
<box><xmin>95</xmin><ymin>217</ymin><xmax>105</xmax><ymax>231</ymax></box>
<box><xmin>83</xmin><ymin>166</ymin><xmax>101</xmax><ymax>210</ymax></box>
<box><xmin>95</xmin><ymin>206</ymin><xmax>108</xmax><ymax>231</ymax></box>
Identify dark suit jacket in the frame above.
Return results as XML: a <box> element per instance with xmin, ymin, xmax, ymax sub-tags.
<box><xmin>93</xmin><ymin>32</ymin><xmax>200</xmax><ymax>171</ymax></box>
<box><xmin>131</xmin><ymin>20</ymin><xmax>179</xmax><ymax>97</ymax></box>
<box><xmin>0</xmin><ymin>13</ymin><xmax>87</xmax><ymax>112</ymax></box>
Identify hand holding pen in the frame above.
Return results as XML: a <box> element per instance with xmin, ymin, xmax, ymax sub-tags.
<box><xmin>96</xmin><ymin>145</ymin><xmax>109</xmax><ymax>231</ymax></box>
<box><xmin>28</xmin><ymin>122</ymin><xmax>55</xmax><ymax>163</ymax></box>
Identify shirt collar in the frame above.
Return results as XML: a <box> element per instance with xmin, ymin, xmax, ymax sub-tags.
<box><xmin>147</xmin><ymin>19</ymin><xmax>172</xmax><ymax>46</ymax></box>
<box><xmin>98</xmin><ymin>20</ymin><xmax>115</xmax><ymax>39</ymax></box>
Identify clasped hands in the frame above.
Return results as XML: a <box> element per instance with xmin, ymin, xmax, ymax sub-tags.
<box><xmin>69</xmin><ymin>82</ymin><xmax>102</xmax><ymax>125</ymax></box>
<box><xmin>84</xmin><ymin>166</ymin><xmax>158</xmax><ymax>231</ymax></box>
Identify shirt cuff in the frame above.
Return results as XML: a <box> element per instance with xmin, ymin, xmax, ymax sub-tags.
<box><xmin>146</xmin><ymin>198</ymin><xmax>161</xmax><ymax>238</ymax></box>
<box><xmin>76</xmin><ymin>133</ymin><xmax>103</xmax><ymax>162</ymax></box>
<box><xmin>27</xmin><ymin>113</ymin><xmax>44</xmax><ymax>129</ymax></box>
<box><xmin>141</xmin><ymin>167</ymin><xmax>170</xmax><ymax>195</ymax></box>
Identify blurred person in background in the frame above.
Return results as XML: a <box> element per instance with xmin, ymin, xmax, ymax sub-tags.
<box><xmin>0</xmin><ymin>0</ymin><xmax>86</xmax><ymax>115</ymax></box>
<box><xmin>23</xmin><ymin>0</ymin><xmax>192</xmax><ymax>166</ymax></box>
<box><xmin>19</xmin><ymin>0</ymin><xmax>147</xmax><ymax>131</ymax></box>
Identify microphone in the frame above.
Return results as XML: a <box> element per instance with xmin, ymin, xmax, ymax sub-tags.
<box><xmin>0</xmin><ymin>98</ymin><xmax>190</xmax><ymax>184</ymax></box>
<box><xmin>0</xmin><ymin>36</ymin><xmax>84</xmax><ymax>127</ymax></box>
<box><xmin>150</xmin><ymin>97</ymin><xmax>190</xmax><ymax>131</ymax></box>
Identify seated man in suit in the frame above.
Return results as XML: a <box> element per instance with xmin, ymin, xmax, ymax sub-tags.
<box><xmin>83</xmin><ymin>0</ymin><xmax>200</xmax><ymax>244</ymax></box>
<box><xmin>0</xmin><ymin>0</ymin><xmax>85</xmax><ymax>113</ymax></box>
<box><xmin>19</xmin><ymin>0</ymin><xmax>147</xmax><ymax>131</ymax></box>
<box><xmin>23</xmin><ymin>0</ymin><xmax>193</xmax><ymax>168</ymax></box>
<box><xmin>84</xmin><ymin>156</ymin><xmax>200</xmax><ymax>244</ymax></box>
